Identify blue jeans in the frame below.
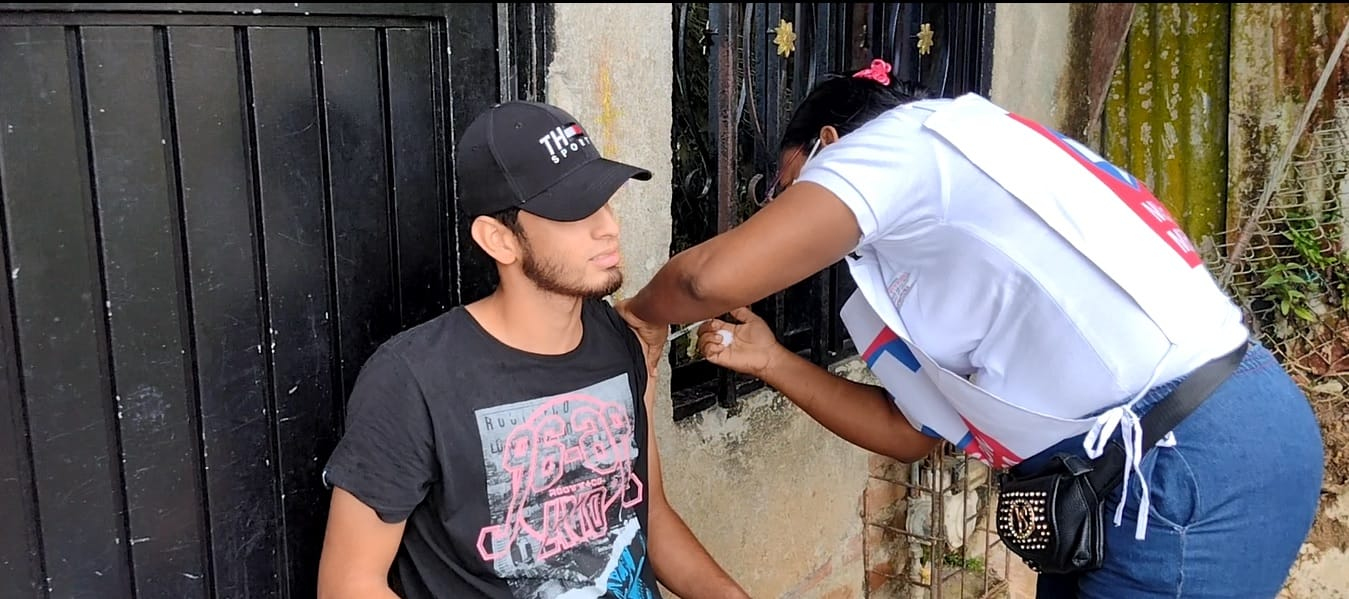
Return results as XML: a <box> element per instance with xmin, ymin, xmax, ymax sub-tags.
<box><xmin>1012</xmin><ymin>342</ymin><xmax>1324</xmax><ymax>598</ymax></box>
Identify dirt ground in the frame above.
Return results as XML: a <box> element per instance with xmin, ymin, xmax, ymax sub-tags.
<box><xmin>1299</xmin><ymin>379</ymin><xmax>1349</xmax><ymax>488</ymax></box>
<box><xmin>1298</xmin><ymin>378</ymin><xmax>1349</xmax><ymax>552</ymax></box>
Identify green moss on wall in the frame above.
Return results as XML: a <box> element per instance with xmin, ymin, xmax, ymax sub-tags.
<box><xmin>1100</xmin><ymin>3</ymin><xmax>1231</xmax><ymax>247</ymax></box>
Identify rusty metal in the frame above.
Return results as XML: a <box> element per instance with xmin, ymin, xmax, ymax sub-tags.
<box><xmin>710</xmin><ymin>3</ymin><xmax>739</xmax><ymax>236</ymax></box>
<box><xmin>1084</xmin><ymin>3</ymin><xmax>1136</xmax><ymax>132</ymax></box>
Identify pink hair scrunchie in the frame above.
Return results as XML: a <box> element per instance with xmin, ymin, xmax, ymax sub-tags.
<box><xmin>853</xmin><ymin>59</ymin><xmax>892</xmax><ymax>86</ymax></box>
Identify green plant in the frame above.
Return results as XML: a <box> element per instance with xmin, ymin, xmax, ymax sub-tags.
<box><xmin>920</xmin><ymin>545</ymin><xmax>985</xmax><ymax>574</ymax></box>
<box><xmin>1283</xmin><ymin>212</ymin><xmax>1339</xmax><ymax>268</ymax></box>
<box><xmin>1258</xmin><ymin>261</ymin><xmax>1317</xmax><ymax>323</ymax></box>
<box><xmin>1247</xmin><ymin>208</ymin><xmax>1349</xmax><ymax>325</ymax></box>
<box><xmin>942</xmin><ymin>551</ymin><xmax>985</xmax><ymax>573</ymax></box>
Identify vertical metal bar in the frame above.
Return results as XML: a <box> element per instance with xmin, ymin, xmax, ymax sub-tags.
<box><xmin>960</xmin><ymin>456</ymin><xmax>969</xmax><ymax>597</ymax></box>
<box><xmin>72</xmin><ymin>26</ymin><xmax>140</xmax><ymax>598</ymax></box>
<box><xmin>513</xmin><ymin>3</ymin><xmax>532</xmax><ymax>101</ymax></box>
<box><xmin>430</xmin><ymin>19</ymin><xmax>456</xmax><ymax>309</ymax></box>
<box><xmin>813</xmin><ymin>3</ymin><xmax>828</xmax><ymax>76</ymax></box>
<box><xmin>1002</xmin><ymin>501</ymin><xmax>1011</xmax><ymax>592</ymax></box>
<box><xmin>708</xmin><ymin>3</ymin><xmax>740</xmax><ymax>408</ymax></box>
<box><xmin>809</xmin><ymin>2</ymin><xmax>834</xmax><ymax>366</ymax></box>
<box><xmin>706</xmin><ymin>2</ymin><xmax>721</xmax><ymax>201</ymax></box>
<box><xmin>763</xmin><ymin>3</ymin><xmax>781</xmax><ymax>154</ymax></box>
<box><xmin>813</xmin><ymin>276</ymin><xmax>831</xmax><ymax>365</ymax></box>
<box><xmin>705</xmin><ymin>2</ymin><xmax>723</xmax><ymax>406</ymax></box>
<box><xmin>170</xmin><ymin>25</ymin><xmax>279</xmax><ymax>596</ymax></box>
<box><xmin>496</xmin><ymin>3</ymin><xmax>515</xmax><ymax>102</ymax></box>
<box><xmin>881</xmin><ymin>3</ymin><xmax>902</xmax><ymax>76</ymax></box>
<box><xmin>898</xmin><ymin>3</ymin><xmax>918</xmax><ymax>84</ymax></box>
<box><xmin>962</xmin><ymin>4</ymin><xmax>978</xmax><ymax>95</ymax></box>
<box><xmin>386</xmin><ymin>27</ymin><xmax>446</xmax><ymax>329</ymax></box>
<box><xmin>86</xmin><ymin>23</ymin><xmax>214</xmax><ymax>597</ymax></box>
<box><xmin>785</xmin><ymin>3</ymin><xmax>812</xmax><ymax>366</ymax></box>
<box><xmin>509</xmin><ymin>3</ymin><xmax>550</xmax><ymax>102</ymax></box>
<box><xmin>848</xmin><ymin>3</ymin><xmax>867</xmax><ymax>67</ymax></box>
<box><xmin>806</xmin><ymin>3</ymin><xmax>824</xmax><ymax>88</ymax></box>
<box><xmin>2</xmin><ymin>22</ymin><xmax>136</xmax><ymax>596</ymax></box>
<box><xmin>714</xmin><ymin>5</ymin><xmax>739</xmax><ymax>236</ymax></box>
<box><xmin>863</xmin><ymin>469</ymin><xmax>873</xmax><ymax>594</ymax></box>
<box><xmin>160</xmin><ymin>25</ymin><xmax>217</xmax><ymax>598</ymax></box>
<box><xmin>978</xmin><ymin>3</ymin><xmax>997</xmax><ymax>96</ymax></box>
<box><xmin>377</xmin><ymin>30</ymin><xmax>403</xmax><ymax>333</ymax></box>
<box><xmin>240</xmin><ymin>26</ymin><xmax>290</xmax><ymax>598</ymax></box>
<box><xmin>764</xmin><ymin>3</ymin><xmax>788</xmax><ymax>342</ymax></box>
<box><xmin>922</xmin><ymin>4</ymin><xmax>950</xmax><ymax>97</ymax></box>
<box><xmin>832</xmin><ymin>2</ymin><xmax>850</xmax><ymax>67</ymax></box>
<box><xmin>983</xmin><ymin>471</ymin><xmax>993</xmax><ymax>592</ymax></box>
<box><xmin>0</xmin><ymin>79</ymin><xmax>47</xmax><ymax>598</ymax></box>
<box><xmin>930</xmin><ymin>446</ymin><xmax>944</xmax><ymax>599</ymax></box>
<box><xmin>312</xmin><ymin>27</ymin><xmax>344</xmax><ymax>448</ymax></box>
<box><xmin>792</xmin><ymin>3</ymin><xmax>807</xmax><ymax>104</ymax></box>
<box><xmin>749</xmin><ymin>3</ymin><xmax>766</xmax><ymax>175</ymax></box>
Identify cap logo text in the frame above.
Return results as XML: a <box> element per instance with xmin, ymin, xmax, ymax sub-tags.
<box><xmin>538</xmin><ymin>124</ymin><xmax>590</xmax><ymax>164</ymax></box>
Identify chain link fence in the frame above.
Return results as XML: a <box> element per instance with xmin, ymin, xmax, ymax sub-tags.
<box><xmin>1213</xmin><ymin>95</ymin><xmax>1349</xmax><ymax>487</ymax></box>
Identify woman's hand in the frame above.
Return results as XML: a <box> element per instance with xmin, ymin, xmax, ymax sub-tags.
<box><xmin>695</xmin><ymin>307</ymin><xmax>785</xmax><ymax>380</ymax></box>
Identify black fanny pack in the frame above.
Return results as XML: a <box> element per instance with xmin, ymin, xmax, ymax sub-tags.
<box><xmin>994</xmin><ymin>343</ymin><xmax>1248</xmax><ymax>575</ymax></box>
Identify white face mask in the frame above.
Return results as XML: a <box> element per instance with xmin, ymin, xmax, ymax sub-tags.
<box><xmin>765</xmin><ymin>137</ymin><xmax>825</xmax><ymax>204</ymax></box>
<box><xmin>793</xmin><ymin>138</ymin><xmax>823</xmax><ymax>185</ymax></box>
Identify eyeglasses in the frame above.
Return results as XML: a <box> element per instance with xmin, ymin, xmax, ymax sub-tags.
<box><xmin>760</xmin><ymin>138</ymin><xmax>823</xmax><ymax>205</ymax></box>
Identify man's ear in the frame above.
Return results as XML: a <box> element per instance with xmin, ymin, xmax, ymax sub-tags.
<box><xmin>819</xmin><ymin>125</ymin><xmax>840</xmax><ymax>147</ymax></box>
<box><xmin>470</xmin><ymin>215</ymin><xmax>522</xmax><ymax>265</ymax></box>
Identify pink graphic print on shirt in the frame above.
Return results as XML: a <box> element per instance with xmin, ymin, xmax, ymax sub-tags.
<box><xmin>474</xmin><ymin>374</ymin><xmax>652</xmax><ymax>599</ymax></box>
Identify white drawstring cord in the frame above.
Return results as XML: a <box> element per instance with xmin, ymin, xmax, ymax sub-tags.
<box><xmin>1082</xmin><ymin>345</ymin><xmax>1175</xmax><ymax>541</ymax></box>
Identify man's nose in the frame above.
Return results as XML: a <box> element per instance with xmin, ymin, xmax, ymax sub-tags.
<box><xmin>593</xmin><ymin>203</ymin><xmax>620</xmax><ymax>237</ymax></box>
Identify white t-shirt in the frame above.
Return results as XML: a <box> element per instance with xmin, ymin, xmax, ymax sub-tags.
<box><xmin>798</xmin><ymin>98</ymin><xmax>1249</xmax><ymax>423</ymax></box>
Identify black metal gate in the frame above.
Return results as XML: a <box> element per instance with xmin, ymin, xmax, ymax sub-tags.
<box><xmin>0</xmin><ymin>4</ymin><xmax>550</xmax><ymax>598</ymax></box>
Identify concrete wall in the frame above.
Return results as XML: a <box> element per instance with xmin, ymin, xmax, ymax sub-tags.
<box><xmin>988</xmin><ymin>3</ymin><xmax>1073</xmax><ymax>125</ymax></box>
<box><xmin>547</xmin><ymin>4</ymin><xmax>874</xmax><ymax>597</ymax></box>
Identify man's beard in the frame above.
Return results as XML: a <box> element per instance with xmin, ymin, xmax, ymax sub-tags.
<box><xmin>520</xmin><ymin>244</ymin><xmax>623</xmax><ymax>300</ymax></box>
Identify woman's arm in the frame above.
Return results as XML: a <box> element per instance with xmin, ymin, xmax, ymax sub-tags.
<box><xmin>696</xmin><ymin>308</ymin><xmax>940</xmax><ymax>462</ymax></box>
<box><xmin>626</xmin><ymin>181</ymin><xmax>861</xmax><ymax>328</ymax></box>
<box><xmin>756</xmin><ymin>344</ymin><xmax>940</xmax><ymax>462</ymax></box>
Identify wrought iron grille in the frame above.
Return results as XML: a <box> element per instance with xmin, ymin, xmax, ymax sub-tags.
<box><xmin>669</xmin><ymin>3</ymin><xmax>995</xmax><ymax>420</ymax></box>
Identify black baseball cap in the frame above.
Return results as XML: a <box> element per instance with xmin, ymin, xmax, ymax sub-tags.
<box><xmin>456</xmin><ymin>101</ymin><xmax>653</xmax><ymax>222</ymax></box>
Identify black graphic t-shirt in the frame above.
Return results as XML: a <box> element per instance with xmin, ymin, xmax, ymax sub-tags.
<box><xmin>323</xmin><ymin>299</ymin><xmax>663</xmax><ymax>599</ymax></box>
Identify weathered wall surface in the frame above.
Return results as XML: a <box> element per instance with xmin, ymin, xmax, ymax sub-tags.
<box><xmin>989</xmin><ymin>3</ymin><xmax>1073</xmax><ymax>126</ymax></box>
<box><xmin>1099</xmin><ymin>3</ymin><xmax>1230</xmax><ymax>248</ymax></box>
<box><xmin>992</xmin><ymin>4</ymin><xmax>1349</xmax><ymax>597</ymax></box>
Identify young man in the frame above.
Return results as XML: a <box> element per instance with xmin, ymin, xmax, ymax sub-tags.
<box><xmin>316</xmin><ymin>101</ymin><xmax>746</xmax><ymax>599</ymax></box>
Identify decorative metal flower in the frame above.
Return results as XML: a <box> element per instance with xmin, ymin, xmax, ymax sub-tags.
<box><xmin>917</xmin><ymin>22</ymin><xmax>935</xmax><ymax>56</ymax></box>
<box><xmin>773</xmin><ymin>19</ymin><xmax>796</xmax><ymax>58</ymax></box>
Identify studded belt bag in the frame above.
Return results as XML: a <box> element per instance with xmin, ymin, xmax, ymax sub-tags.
<box><xmin>993</xmin><ymin>343</ymin><xmax>1248</xmax><ymax>575</ymax></box>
